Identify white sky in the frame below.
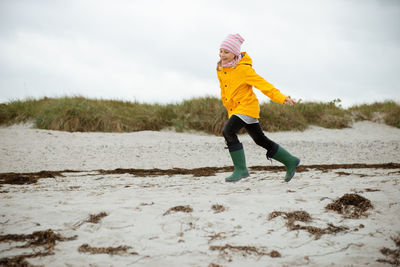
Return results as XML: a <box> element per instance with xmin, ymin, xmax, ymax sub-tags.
<box><xmin>1</xmin><ymin>0</ymin><xmax>399</xmax><ymax>107</ymax></box>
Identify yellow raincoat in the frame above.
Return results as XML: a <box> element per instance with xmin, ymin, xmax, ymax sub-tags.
<box><xmin>217</xmin><ymin>52</ymin><xmax>287</xmax><ymax>118</ymax></box>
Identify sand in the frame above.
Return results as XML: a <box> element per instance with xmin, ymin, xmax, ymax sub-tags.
<box><xmin>0</xmin><ymin>121</ymin><xmax>400</xmax><ymax>266</ymax></box>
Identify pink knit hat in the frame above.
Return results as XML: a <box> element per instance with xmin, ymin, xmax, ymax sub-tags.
<box><xmin>220</xmin><ymin>34</ymin><xmax>245</xmax><ymax>56</ymax></box>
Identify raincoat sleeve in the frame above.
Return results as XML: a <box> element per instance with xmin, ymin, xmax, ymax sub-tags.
<box><xmin>245</xmin><ymin>67</ymin><xmax>287</xmax><ymax>104</ymax></box>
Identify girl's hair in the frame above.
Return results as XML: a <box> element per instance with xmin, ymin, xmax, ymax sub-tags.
<box><xmin>216</xmin><ymin>55</ymin><xmax>239</xmax><ymax>71</ymax></box>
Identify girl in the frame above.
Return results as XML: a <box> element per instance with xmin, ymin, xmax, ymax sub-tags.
<box><xmin>217</xmin><ymin>33</ymin><xmax>300</xmax><ymax>182</ymax></box>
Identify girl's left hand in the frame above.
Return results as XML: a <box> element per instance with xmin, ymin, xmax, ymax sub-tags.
<box><xmin>284</xmin><ymin>97</ymin><xmax>296</xmax><ymax>105</ymax></box>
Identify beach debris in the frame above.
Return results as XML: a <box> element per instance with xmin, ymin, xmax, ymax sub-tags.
<box><xmin>351</xmin><ymin>188</ymin><xmax>381</xmax><ymax>194</ymax></box>
<box><xmin>377</xmin><ymin>234</ymin><xmax>400</xmax><ymax>265</ymax></box>
<box><xmin>365</xmin><ymin>188</ymin><xmax>380</xmax><ymax>192</ymax></box>
<box><xmin>268</xmin><ymin>210</ymin><xmax>348</xmax><ymax>239</ymax></box>
<box><xmin>336</xmin><ymin>171</ymin><xmax>369</xmax><ymax>178</ymax></box>
<box><xmin>208</xmin><ymin>232</ymin><xmax>227</xmax><ymax>244</ymax></box>
<box><xmin>268</xmin><ymin>210</ymin><xmax>312</xmax><ymax>224</ymax></box>
<box><xmin>325</xmin><ymin>193</ymin><xmax>373</xmax><ymax>218</ymax></box>
<box><xmin>163</xmin><ymin>205</ymin><xmax>193</xmax><ymax>216</ymax></box>
<box><xmin>86</xmin><ymin>212</ymin><xmax>108</xmax><ymax>223</ymax></box>
<box><xmin>269</xmin><ymin>250</ymin><xmax>281</xmax><ymax>257</ymax></box>
<box><xmin>0</xmin><ymin>163</ymin><xmax>399</xmax><ymax>184</ymax></box>
<box><xmin>139</xmin><ymin>201</ymin><xmax>155</xmax><ymax>206</ymax></box>
<box><xmin>211</xmin><ymin>204</ymin><xmax>226</xmax><ymax>213</ymax></box>
<box><xmin>0</xmin><ymin>252</ymin><xmax>50</xmax><ymax>266</ymax></box>
<box><xmin>353</xmin><ymin>224</ymin><xmax>365</xmax><ymax>232</ymax></box>
<box><xmin>78</xmin><ymin>243</ymin><xmax>138</xmax><ymax>256</ymax></box>
<box><xmin>72</xmin><ymin>212</ymin><xmax>108</xmax><ymax>229</ymax></box>
<box><xmin>0</xmin><ymin>171</ymin><xmax>62</xmax><ymax>185</ymax></box>
<box><xmin>0</xmin><ymin>229</ymin><xmax>77</xmax><ymax>265</ymax></box>
<box><xmin>210</xmin><ymin>244</ymin><xmax>280</xmax><ymax>260</ymax></box>
<box><xmin>336</xmin><ymin>171</ymin><xmax>353</xmax><ymax>176</ymax></box>
<box><xmin>99</xmin><ymin>167</ymin><xmax>230</xmax><ymax>177</ymax></box>
<box><xmin>100</xmin><ymin>163</ymin><xmax>400</xmax><ymax>177</ymax></box>
<box><xmin>291</xmin><ymin>223</ymin><xmax>349</xmax><ymax>240</ymax></box>
<box><xmin>0</xmin><ymin>229</ymin><xmax>77</xmax><ymax>250</ymax></box>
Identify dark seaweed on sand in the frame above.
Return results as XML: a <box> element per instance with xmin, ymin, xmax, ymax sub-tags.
<box><xmin>268</xmin><ymin>210</ymin><xmax>349</xmax><ymax>240</ymax></box>
<box><xmin>325</xmin><ymin>193</ymin><xmax>373</xmax><ymax>218</ymax></box>
<box><xmin>0</xmin><ymin>229</ymin><xmax>77</xmax><ymax>266</ymax></box>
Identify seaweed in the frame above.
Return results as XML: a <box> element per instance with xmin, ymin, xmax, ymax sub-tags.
<box><xmin>268</xmin><ymin>210</ymin><xmax>348</xmax><ymax>240</ymax></box>
<box><xmin>377</xmin><ymin>234</ymin><xmax>400</xmax><ymax>265</ymax></box>
<box><xmin>325</xmin><ymin>193</ymin><xmax>373</xmax><ymax>218</ymax></box>
<box><xmin>1</xmin><ymin>163</ymin><xmax>399</xmax><ymax>185</ymax></box>
<box><xmin>210</xmin><ymin>244</ymin><xmax>280</xmax><ymax>260</ymax></box>
<box><xmin>211</xmin><ymin>204</ymin><xmax>226</xmax><ymax>213</ymax></box>
<box><xmin>163</xmin><ymin>205</ymin><xmax>193</xmax><ymax>216</ymax></box>
<box><xmin>78</xmin><ymin>243</ymin><xmax>138</xmax><ymax>256</ymax></box>
<box><xmin>0</xmin><ymin>229</ymin><xmax>77</xmax><ymax>265</ymax></box>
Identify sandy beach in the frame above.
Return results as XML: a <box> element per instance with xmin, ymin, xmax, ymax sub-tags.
<box><xmin>1</xmin><ymin>121</ymin><xmax>400</xmax><ymax>266</ymax></box>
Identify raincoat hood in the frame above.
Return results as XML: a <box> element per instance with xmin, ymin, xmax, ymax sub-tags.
<box><xmin>237</xmin><ymin>52</ymin><xmax>253</xmax><ymax>67</ymax></box>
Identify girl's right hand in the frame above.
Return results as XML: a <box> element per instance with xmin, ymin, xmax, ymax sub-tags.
<box><xmin>284</xmin><ymin>97</ymin><xmax>296</xmax><ymax>105</ymax></box>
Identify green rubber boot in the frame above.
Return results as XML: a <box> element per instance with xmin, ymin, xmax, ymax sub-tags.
<box><xmin>272</xmin><ymin>146</ymin><xmax>300</xmax><ymax>182</ymax></box>
<box><xmin>226</xmin><ymin>147</ymin><xmax>250</xmax><ymax>182</ymax></box>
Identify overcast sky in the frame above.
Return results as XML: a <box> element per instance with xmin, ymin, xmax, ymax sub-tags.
<box><xmin>1</xmin><ymin>0</ymin><xmax>399</xmax><ymax>107</ymax></box>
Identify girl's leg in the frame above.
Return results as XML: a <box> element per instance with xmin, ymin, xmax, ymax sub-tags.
<box><xmin>222</xmin><ymin>116</ymin><xmax>249</xmax><ymax>182</ymax></box>
<box><xmin>244</xmin><ymin>123</ymin><xmax>279</xmax><ymax>158</ymax></box>
<box><xmin>222</xmin><ymin>115</ymin><xmax>247</xmax><ymax>151</ymax></box>
<box><xmin>245</xmin><ymin>122</ymin><xmax>300</xmax><ymax>182</ymax></box>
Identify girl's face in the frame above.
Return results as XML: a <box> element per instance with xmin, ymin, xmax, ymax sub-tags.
<box><xmin>219</xmin><ymin>49</ymin><xmax>236</xmax><ymax>64</ymax></box>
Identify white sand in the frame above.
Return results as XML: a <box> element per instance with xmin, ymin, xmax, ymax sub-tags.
<box><xmin>1</xmin><ymin>121</ymin><xmax>400</xmax><ymax>173</ymax></box>
<box><xmin>0</xmin><ymin>122</ymin><xmax>400</xmax><ymax>266</ymax></box>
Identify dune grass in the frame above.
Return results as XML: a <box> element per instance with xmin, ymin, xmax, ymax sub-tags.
<box><xmin>349</xmin><ymin>101</ymin><xmax>400</xmax><ymax>129</ymax></box>
<box><xmin>0</xmin><ymin>96</ymin><xmax>399</xmax><ymax>135</ymax></box>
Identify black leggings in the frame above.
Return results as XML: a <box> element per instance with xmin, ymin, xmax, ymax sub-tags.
<box><xmin>222</xmin><ymin>115</ymin><xmax>279</xmax><ymax>158</ymax></box>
